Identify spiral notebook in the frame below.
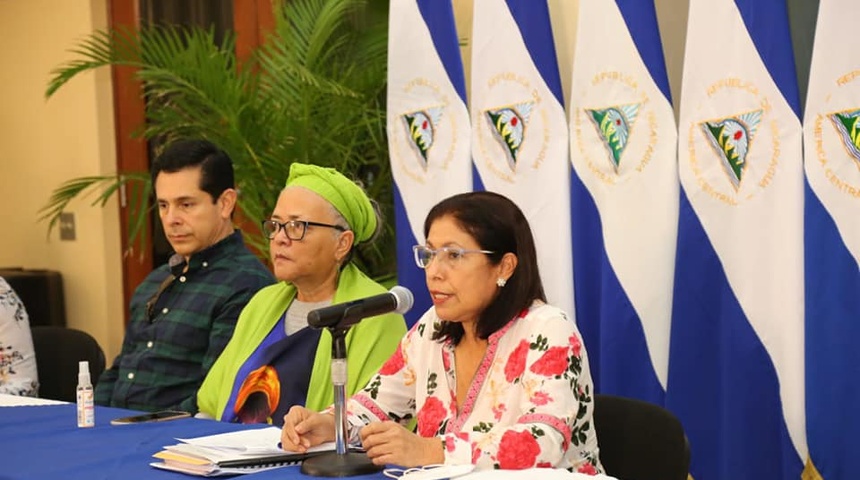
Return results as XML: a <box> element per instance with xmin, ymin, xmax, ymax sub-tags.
<box><xmin>150</xmin><ymin>426</ymin><xmax>336</xmax><ymax>476</ymax></box>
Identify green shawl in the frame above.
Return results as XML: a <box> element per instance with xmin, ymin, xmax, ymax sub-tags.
<box><xmin>197</xmin><ymin>263</ymin><xmax>406</xmax><ymax>418</ymax></box>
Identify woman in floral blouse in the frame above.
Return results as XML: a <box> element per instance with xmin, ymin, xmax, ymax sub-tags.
<box><xmin>0</xmin><ymin>277</ymin><xmax>38</xmax><ymax>397</ymax></box>
<box><xmin>281</xmin><ymin>191</ymin><xmax>602</xmax><ymax>473</ymax></box>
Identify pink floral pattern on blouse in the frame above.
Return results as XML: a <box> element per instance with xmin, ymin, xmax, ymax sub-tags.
<box><xmin>347</xmin><ymin>301</ymin><xmax>603</xmax><ymax>473</ymax></box>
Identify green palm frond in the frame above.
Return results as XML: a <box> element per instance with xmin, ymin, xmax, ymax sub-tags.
<box><xmin>42</xmin><ymin>0</ymin><xmax>394</xmax><ymax>279</ymax></box>
<box><xmin>38</xmin><ymin>173</ymin><xmax>152</xmax><ymax>256</ymax></box>
<box><xmin>46</xmin><ymin>28</ymin><xmax>139</xmax><ymax>98</ymax></box>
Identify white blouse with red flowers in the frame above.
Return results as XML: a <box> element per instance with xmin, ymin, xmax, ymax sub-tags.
<box><xmin>345</xmin><ymin>301</ymin><xmax>603</xmax><ymax>473</ymax></box>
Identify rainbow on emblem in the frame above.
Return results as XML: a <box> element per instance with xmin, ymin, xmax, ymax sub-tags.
<box><xmin>828</xmin><ymin>109</ymin><xmax>860</xmax><ymax>167</ymax></box>
<box><xmin>402</xmin><ymin>107</ymin><xmax>443</xmax><ymax>170</ymax></box>
<box><xmin>485</xmin><ymin>103</ymin><xmax>533</xmax><ymax>171</ymax></box>
<box><xmin>700</xmin><ymin>110</ymin><xmax>762</xmax><ymax>189</ymax></box>
<box><xmin>586</xmin><ymin>104</ymin><xmax>640</xmax><ymax>173</ymax></box>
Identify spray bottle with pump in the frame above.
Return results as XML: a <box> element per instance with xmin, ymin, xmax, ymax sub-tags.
<box><xmin>76</xmin><ymin>360</ymin><xmax>95</xmax><ymax>428</ymax></box>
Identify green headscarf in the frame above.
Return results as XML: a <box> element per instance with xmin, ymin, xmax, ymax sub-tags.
<box><xmin>285</xmin><ymin>163</ymin><xmax>377</xmax><ymax>243</ymax></box>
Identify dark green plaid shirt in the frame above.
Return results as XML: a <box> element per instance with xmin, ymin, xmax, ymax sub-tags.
<box><xmin>95</xmin><ymin>231</ymin><xmax>275</xmax><ymax>412</ymax></box>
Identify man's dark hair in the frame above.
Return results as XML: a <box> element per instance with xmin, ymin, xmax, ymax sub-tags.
<box><xmin>150</xmin><ymin>139</ymin><xmax>235</xmax><ymax>202</ymax></box>
<box><xmin>423</xmin><ymin>191</ymin><xmax>546</xmax><ymax>345</ymax></box>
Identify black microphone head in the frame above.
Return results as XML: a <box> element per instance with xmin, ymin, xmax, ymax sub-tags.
<box><xmin>390</xmin><ymin>285</ymin><xmax>414</xmax><ymax>315</ymax></box>
<box><xmin>307</xmin><ymin>286</ymin><xmax>415</xmax><ymax>330</ymax></box>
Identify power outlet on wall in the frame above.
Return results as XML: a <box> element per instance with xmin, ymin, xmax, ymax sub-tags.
<box><xmin>59</xmin><ymin>212</ymin><xmax>76</xmax><ymax>241</ymax></box>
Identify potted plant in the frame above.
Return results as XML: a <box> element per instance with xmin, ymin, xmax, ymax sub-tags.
<box><xmin>39</xmin><ymin>0</ymin><xmax>395</xmax><ymax>282</ymax></box>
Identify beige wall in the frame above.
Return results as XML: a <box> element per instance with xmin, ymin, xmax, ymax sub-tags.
<box><xmin>0</xmin><ymin>0</ymin><xmax>124</xmax><ymax>361</ymax></box>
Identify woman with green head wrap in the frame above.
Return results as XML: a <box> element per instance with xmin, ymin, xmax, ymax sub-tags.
<box><xmin>198</xmin><ymin>163</ymin><xmax>407</xmax><ymax>425</ymax></box>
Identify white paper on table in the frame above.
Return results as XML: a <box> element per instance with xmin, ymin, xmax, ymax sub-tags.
<box><xmin>176</xmin><ymin>426</ymin><xmax>337</xmax><ymax>455</ymax></box>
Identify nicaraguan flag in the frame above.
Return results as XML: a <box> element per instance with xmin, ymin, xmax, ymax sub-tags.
<box><xmin>388</xmin><ymin>0</ymin><xmax>472</xmax><ymax>325</ymax></box>
<box><xmin>803</xmin><ymin>0</ymin><xmax>860</xmax><ymax>478</ymax></box>
<box><xmin>470</xmin><ymin>0</ymin><xmax>574</xmax><ymax>318</ymax></box>
<box><xmin>568</xmin><ymin>0</ymin><xmax>677</xmax><ymax>407</ymax></box>
<box><xmin>666</xmin><ymin>0</ymin><xmax>806</xmax><ymax>478</ymax></box>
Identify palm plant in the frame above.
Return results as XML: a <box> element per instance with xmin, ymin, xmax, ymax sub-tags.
<box><xmin>40</xmin><ymin>0</ymin><xmax>395</xmax><ymax>281</ymax></box>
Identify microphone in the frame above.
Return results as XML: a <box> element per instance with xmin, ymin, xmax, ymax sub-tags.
<box><xmin>302</xmin><ymin>286</ymin><xmax>413</xmax><ymax>477</ymax></box>
<box><xmin>308</xmin><ymin>286</ymin><xmax>414</xmax><ymax>329</ymax></box>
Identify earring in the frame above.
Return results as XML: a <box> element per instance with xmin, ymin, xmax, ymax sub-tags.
<box><xmin>496</xmin><ymin>277</ymin><xmax>507</xmax><ymax>288</ymax></box>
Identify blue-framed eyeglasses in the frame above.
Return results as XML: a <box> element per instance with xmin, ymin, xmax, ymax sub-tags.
<box><xmin>261</xmin><ymin>219</ymin><xmax>346</xmax><ymax>241</ymax></box>
<box><xmin>412</xmin><ymin>245</ymin><xmax>494</xmax><ymax>269</ymax></box>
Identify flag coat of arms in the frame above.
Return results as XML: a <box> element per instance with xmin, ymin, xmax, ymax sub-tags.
<box><xmin>666</xmin><ymin>0</ymin><xmax>806</xmax><ymax>478</ymax></box>
<box><xmin>568</xmin><ymin>0</ymin><xmax>677</xmax><ymax>406</ymax></box>
<box><xmin>470</xmin><ymin>0</ymin><xmax>574</xmax><ymax>318</ymax></box>
<box><xmin>803</xmin><ymin>0</ymin><xmax>860</xmax><ymax>478</ymax></box>
<box><xmin>388</xmin><ymin>0</ymin><xmax>472</xmax><ymax>324</ymax></box>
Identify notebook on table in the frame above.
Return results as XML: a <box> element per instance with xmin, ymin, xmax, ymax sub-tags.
<box><xmin>150</xmin><ymin>426</ymin><xmax>337</xmax><ymax>477</ymax></box>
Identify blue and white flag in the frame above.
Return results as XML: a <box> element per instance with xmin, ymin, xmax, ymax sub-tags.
<box><xmin>568</xmin><ymin>0</ymin><xmax>677</xmax><ymax>406</ymax></box>
<box><xmin>803</xmin><ymin>0</ymin><xmax>860</xmax><ymax>478</ymax></box>
<box><xmin>666</xmin><ymin>0</ymin><xmax>806</xmax><ymax>478</ymax></box>
<box><xmin>387</xmin><ymin>0</ymin><xmax>472</xmax><ymax>325</ymax></box>
<box><xmin>470</xmin><ymin>0</ymin><xmax>574</xmax><ymax>318</ymax></box>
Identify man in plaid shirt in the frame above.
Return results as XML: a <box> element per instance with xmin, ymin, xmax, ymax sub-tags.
<box><xmin>95</xmin><ymin>140</ymin><xmax>275</xmax><ymax>413</ymax></box>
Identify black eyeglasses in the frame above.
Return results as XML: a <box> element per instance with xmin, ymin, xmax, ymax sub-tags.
<box><xmin>261</xmin><ymin>219</ymin><xmax>346</xmax><ymax>241</ymax></box>
<box><xmin>146</xmin><ymin>255</ymin><xmax>185</xmax><ymax>322</ymax></box>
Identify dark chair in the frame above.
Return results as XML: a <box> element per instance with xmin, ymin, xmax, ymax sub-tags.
<box><xmin>592</xmin><ymin>394</ymin><xmax>690</xmax><ymax>480</ymax></box>
<box><xmin>31</xmin><ymin>326</ymin><xmax>106</xmax><ymax>402</ymax></box>
<box><xmin>0</xmin><ymin>268</ymin><xmax>67</xmax><ymax>327</ymax></box>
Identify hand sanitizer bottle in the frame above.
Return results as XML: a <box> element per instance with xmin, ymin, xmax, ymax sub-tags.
<box><xmin>76</xmin><ymin>361</ymin><xmax>95</xmax><ymax>428</ymax></box>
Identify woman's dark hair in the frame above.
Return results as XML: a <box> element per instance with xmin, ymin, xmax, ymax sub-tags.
<box><xmin>150</xmin><ymin>139</ymin><xmax>235</xmax><ymax>203</ymax></box>
<box><xmin>423</xmin><ymin>191</ymin><xmax>546</xmax><ymax>345</ymax></box>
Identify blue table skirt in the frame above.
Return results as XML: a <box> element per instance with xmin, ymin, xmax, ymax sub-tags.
<box><xmin>0</xmin><ymin>404</ymin><xmax>386</xmax><ymax>480</ymax></box>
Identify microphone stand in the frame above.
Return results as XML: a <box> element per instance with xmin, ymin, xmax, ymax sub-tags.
<box><xmin>301</xmin><ymin>324</ymin><xmax>383</xmax><ymax>477</ymax></box>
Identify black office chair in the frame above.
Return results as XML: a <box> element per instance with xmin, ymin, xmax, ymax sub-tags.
<box><xmin>592</xmin><ymin>394</ymin><xmax>691</xmax><ymax>480</ymax></box>
<box><xmin>31</xmin><ymin>326</ymin><xmax>106</xmax><ymax>402</ymax></box>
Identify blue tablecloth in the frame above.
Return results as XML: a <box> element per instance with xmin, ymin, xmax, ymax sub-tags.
<box><xmin>0</xmin><ymin>404</ymin><xmax>387</xmax><ymax>480</ymax></box>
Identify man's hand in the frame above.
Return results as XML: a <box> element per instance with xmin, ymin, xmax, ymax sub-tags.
<box><xmin>280</xmin><ymin>406</ymin><xmax>336</xmax><ymax>453</ymax></box>
<box><xmin>359</xmin><ymin>421</ymin><xmax>444</xmax><ymax>467</ymax></box>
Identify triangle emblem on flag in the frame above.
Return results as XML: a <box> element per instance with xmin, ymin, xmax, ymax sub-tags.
<box><xmin>585</xmin><ymin>104</ymin><xmax>640</xmax><ymax>173</ymax></box>
<box><xmin>827</xmin><ymin>109</ymin><xmax>860</xmax><ymax>168</ymax></box>
<box><xmin>700</xmin><ymin>110</ymin><xmax>762</xmax><ymax>190</ymax></box>
<box><xmin>402</xmin><ymin>107</ymin><xmax>444</xmax><ymax>171</ymax></box>
<box><xmin>485</xmin><ymin>102</ymin><xmax>534</xmax><ymax>171</ymax></box>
